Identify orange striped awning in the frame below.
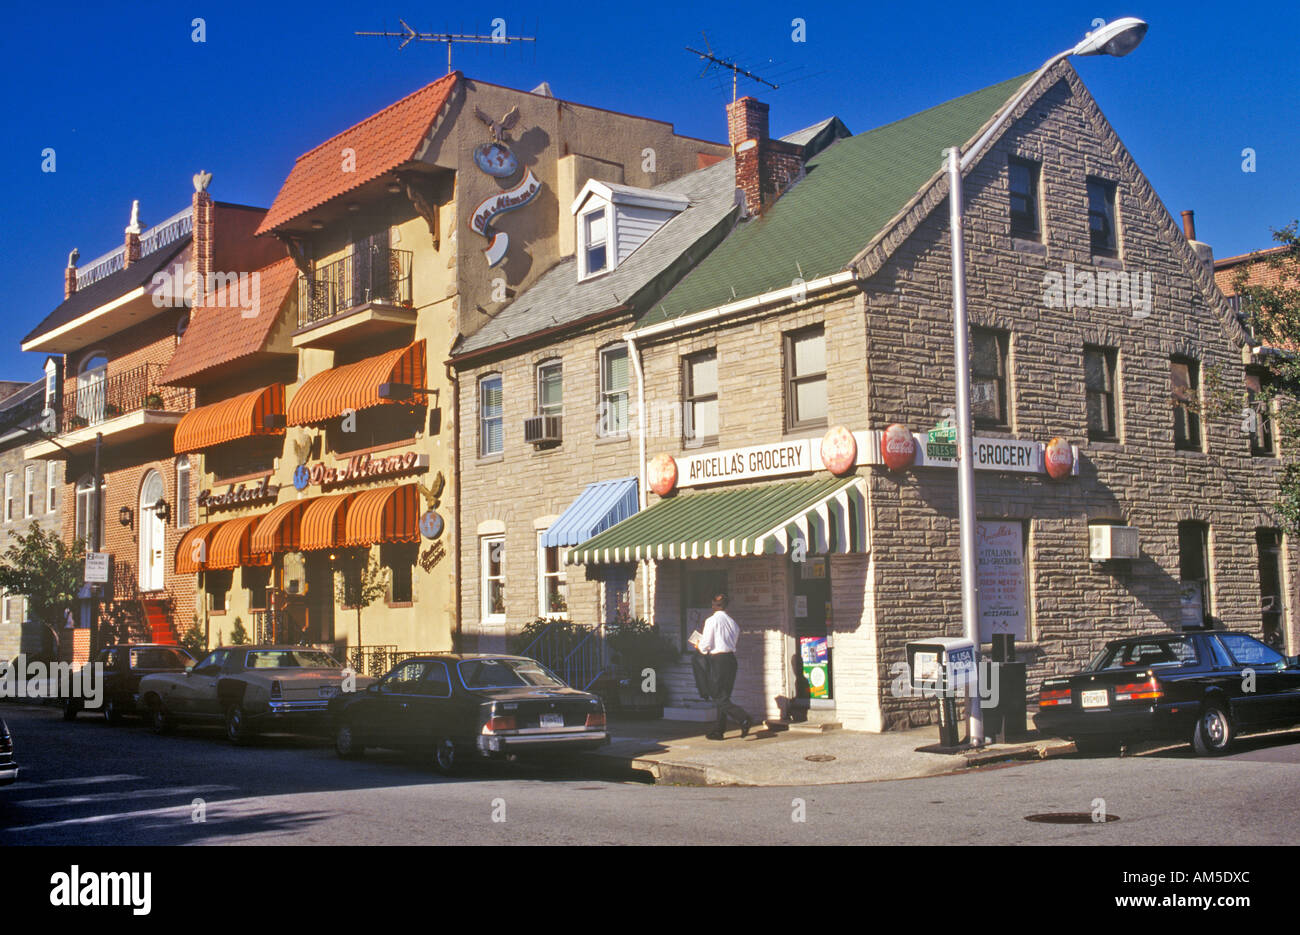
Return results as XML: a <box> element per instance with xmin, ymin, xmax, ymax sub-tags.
<box><xmin>299</xmin><ymin>493</ymin><xmax>357</xmax><ymax>551</ymax></box>
<box><xmin>286</xmin><ymin>341</ymin><xmax>426</xmax><ymax>427</ymax></box>
<box><xmin>207</xmin><ymin>516</ymin><xmax>272</xmax><ymax>570</ymax></box>
<box><xmin>175</xmin><ymin>521</ymin><xmax>223</xmax><ymax>574</ymax></box>
<box><xmin>174</xmin><ymin>384</ymin><xmax>286</xmax><ymax>454</ymax></box>
<box><xmin>250</xmin><ymin>497</ymin><xmax>313</xmax><ymax>554</ymax></box>
<box><xmin>344</xmin><ymin>484</ymin><xmax>419</xmax><ymax>546</ymax></box>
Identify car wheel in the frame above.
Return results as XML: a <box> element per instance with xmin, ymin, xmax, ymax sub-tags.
<box><xmin>148</xmin><ymin>699</ymin><xmax>174</xmax><ymax>735</ymax></box>
<box><xmin>103</xmin><ymin>696</ymin><xmax>124</xmax><ymax>725</ymax></box>
<box><xmin>335</xmin><ymin>720</ymin><xmax>365</xmax><ymax>759</ymax></box>
<box><xmin>432</xmin><ymin>737</ymin><xmax>461</xmax><ymax>775</ymax></box>
<box><xmin>225</xmin><ymin>705</ymin><xmax>255</xmax><ymax>746</ymax></box>
<box><xmin>1073</xmin><ymin>737</ymin><xmax>1122</xmax><ymax>757</ymax></box>
<box><xmin>1192</xmin><ymin>701</ymin><xmax>1234</xmax><ymax>756</ymax></box>
<box><xmin>62</xmin><ymin>699</ymin><xmax>80</xmax><ymax>722</ymax></box>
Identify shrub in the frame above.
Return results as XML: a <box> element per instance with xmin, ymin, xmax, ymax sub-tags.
<box><xmin>230</xmin><ymin>616</ymin><xmax>249</xmax><ymax>645</ymax></box>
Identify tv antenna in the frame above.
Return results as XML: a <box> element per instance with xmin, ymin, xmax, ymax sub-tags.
<box><xmin>356</xmin><ymin>19</ymin><xmax>537</xmax><ymax>74</ymax></box>
<box><xmin>685</xmin><ymin>33</ymin><xmax>779</xmax><ymax>101</ymax></box>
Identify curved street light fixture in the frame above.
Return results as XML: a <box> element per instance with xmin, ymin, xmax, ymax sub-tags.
<box><xmin>946</xmin><ymin>18</ymin><xmax>1148</xmax><ymax>746</ymax></box>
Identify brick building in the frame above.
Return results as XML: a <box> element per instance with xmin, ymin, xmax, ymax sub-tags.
<box><xmin>21</xmin><ymin>182</ymin><xmax>280</xmax><ymax>654</ymax></box>
<box><xmin>456</xmin><ymin>61</ymin><xmax>1297</xmax><ymax>731</ymax></box>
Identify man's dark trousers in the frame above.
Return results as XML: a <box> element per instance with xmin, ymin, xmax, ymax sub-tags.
<box><xmin>691</xmin><ymin>650</ymin><xmax>713</xmax><ymax>701</ymax></box>
<box><xmin>709</xmin><ymin>652</ymin><xmax>748</xmax><ymax>732</ymax></box>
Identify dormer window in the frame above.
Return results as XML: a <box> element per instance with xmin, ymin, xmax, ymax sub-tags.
<box><xmin>583</xmin><ymin>209</ymin><xmax>609</xmax><ymax>277</ymax></box>
<box><xmin>572</xmin><ymin>180</ymin><xmax>688</xmax><ymax>282</ymax></box>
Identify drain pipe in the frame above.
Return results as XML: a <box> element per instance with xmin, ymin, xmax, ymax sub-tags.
<box><xmin>625</xmin><ymin>332</ymin><xmax>650</xmax><ymax>622</ymax></box>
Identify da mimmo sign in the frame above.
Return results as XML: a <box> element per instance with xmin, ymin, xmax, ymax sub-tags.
<box><xmin>293</xmin><ymin>451</ymin><xmax>428</xmax><ymax>491</ymax></box>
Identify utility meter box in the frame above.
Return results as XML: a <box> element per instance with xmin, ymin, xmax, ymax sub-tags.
<box><xmin>907</xmin><ymin>637</ymin><xmax>977</xmax><ymax>695</ymax></box>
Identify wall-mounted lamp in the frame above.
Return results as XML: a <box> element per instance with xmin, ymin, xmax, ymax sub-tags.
<box><xmin>118</xmin><ymin>506</ymin><xmax>133</xmax><ymax>528</ymax></box>
<box><xmin>153</xmin><ymin>498</ymin><xmax>171</xmax><ymax>524</ymax></box>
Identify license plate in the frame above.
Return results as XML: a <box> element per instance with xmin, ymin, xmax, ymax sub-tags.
<box><xmin>1081</xmin><ymin>689</ymin><xmax>1109</xmax><ymax>709</ymax></box>
<box><xmin>318</xmin><ymin>685</ymin><xmax>340</xmax><ymax>699</ymax></box>
<box><xmin>539</xmin><ymin>713</ymin><xmax>564</xmax><ymax>728</ymax></box>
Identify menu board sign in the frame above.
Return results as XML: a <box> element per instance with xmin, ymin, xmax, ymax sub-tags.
<box><xmin>976</xmin><ymin>521</ymin><xmax>1027</xmax><ymax>641</ymax></box>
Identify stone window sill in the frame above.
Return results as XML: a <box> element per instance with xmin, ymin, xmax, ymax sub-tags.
<box><xmin>1012</xmin><ymin>238</ymin><xmax>1047</xmax><ymax>257</ymax></box>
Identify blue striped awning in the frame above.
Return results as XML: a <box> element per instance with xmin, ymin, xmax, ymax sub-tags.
<box><xmin>542</xmin><ymin>477</ymin><xmax>640</xmax><ymax>548</ymax></box>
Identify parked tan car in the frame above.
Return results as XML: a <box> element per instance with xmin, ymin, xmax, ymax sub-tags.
<box><xmin>138</xmin><ymin>646</ymin><xmax>371</xmax><ymax>744</ymax></box>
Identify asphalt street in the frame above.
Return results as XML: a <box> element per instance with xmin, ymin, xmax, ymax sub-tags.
<box><xmin>2</xmin><ymin>703</ymin><xmax>1298</xmax><ymax>845</ymax></box>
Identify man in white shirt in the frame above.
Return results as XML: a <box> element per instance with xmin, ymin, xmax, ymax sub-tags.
<box><xmin>697</xmin><ymin>593</ymin><xmax>752</xmax><ymax>740</ymax></box>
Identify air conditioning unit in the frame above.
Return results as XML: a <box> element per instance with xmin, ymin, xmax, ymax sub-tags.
<box><xmin>523</xmin><ymin>414</ymin><xmax>562</xmax><ymax>445</ymax></box>
<box><xmin>1089</xmin><ymin>524</ymin><xmax>1139</xmax><ymax>561</ymax></box>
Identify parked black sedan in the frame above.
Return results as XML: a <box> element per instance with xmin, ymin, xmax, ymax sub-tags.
<box><xmin>329</xmin><ymin>654</ymin><xmax>609</xmax><ymax>773</ymax></box>
<box><xmin>63</xmin><ymin>643</ymin><xmax>196</xmax><ymax>723</ymax></box>
<box><xmin>1034</xmin><ymin>630</ymin><xmax>1300</xmax><ymax>756</ymax></box>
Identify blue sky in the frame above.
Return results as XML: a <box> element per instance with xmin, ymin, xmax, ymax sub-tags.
<box><xmin>3</xmin><ymin>0</ymin><xmax>1296</xmax><ymax>380</ymax></box>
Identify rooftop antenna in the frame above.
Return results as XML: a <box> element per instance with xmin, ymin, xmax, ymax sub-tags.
<box><xmin>356</xmin><ymin>19</ymin><xmax>537</xmax><ymax>74</ymax></box>
<box><xmin>685</xmin><ymin>32</ymin><xmax>779</xmax><ymax>101</ymax></box>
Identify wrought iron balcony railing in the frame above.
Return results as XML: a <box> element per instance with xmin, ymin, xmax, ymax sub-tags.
<box><xmin>60</xmin><ymin>363</ymin><xmax>193</xmax><ymax>433</ymax></box>
<box><xmin>298</xmin><ymin>246</ymin><xmax>414</xmax><ymax>330</ymax></box>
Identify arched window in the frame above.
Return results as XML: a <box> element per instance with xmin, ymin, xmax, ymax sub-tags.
<box><xmin>76</xmin><ymin>353</ymin><xmax>107</xmax><ymax>424</ymax></box>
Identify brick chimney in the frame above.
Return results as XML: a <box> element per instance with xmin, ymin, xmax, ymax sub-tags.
<box><xmin>123</xmin><ymin>200</ymin><xmax>143</xmax><ymax>267</ymax></box>
<box><xmin>64</xmin><ymin>248</ymin><xmax>79</xmax><ymax>299</ymax></box>
<box><xmin>1181</xmin><ymin>209</ymin><xmax>1214</xmax><ymax>269</ymax></box>
<box><xmin>727</xmin><ymin>97</ymin><xmax>805</xmax><ymax>217</ymax></box>
<box><xmin>192</xmin><ymin>170</ymin><xmax>214</xmax><ymax>305</ymax></box>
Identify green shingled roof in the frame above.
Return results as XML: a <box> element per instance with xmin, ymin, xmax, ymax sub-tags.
<box><xmin>635</xmin><ymin>73</ymin><xmax>1031</xmax><ymax>330</ymax></box>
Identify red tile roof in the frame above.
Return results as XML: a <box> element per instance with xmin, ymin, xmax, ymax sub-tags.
<box><xmin>160</xmin><ymin>256</ymin><xmax>298</xmax><ymax>385</ymax></box>
<box><xmin>256</xmin><ymin>73</ymin><xmax>460</xmax><ymax>235</ymax></box>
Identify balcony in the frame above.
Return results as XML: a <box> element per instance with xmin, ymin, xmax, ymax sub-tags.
<box><xmin>23</xmin><ymin>362</ymin><xmax>194</xmax><ymax>459</ymax></box>
<box><xmin>293</xmin><ymin>246</ymin><xmax>415</xmax><ymax>349</ymax></box>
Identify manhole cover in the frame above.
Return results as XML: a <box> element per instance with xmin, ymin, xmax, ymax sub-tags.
<box><xmin>1024</xmin><ymin>812</ymin><xmax>1120</xmax><ymax>824</ymax></box>
<box><xmin>804</xmin><ymin>754</ymin><xmax>836</xmax><ymax>762</ymax></box>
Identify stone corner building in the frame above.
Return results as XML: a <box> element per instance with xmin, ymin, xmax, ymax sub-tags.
<box><xmin>458</xmin><ymin>61</ymin><xmax>1296</xmax><ymax>732</ymax></box>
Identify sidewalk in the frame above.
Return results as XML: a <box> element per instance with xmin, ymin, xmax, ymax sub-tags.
<box><xmin>581</xmin><ymin>716</ymin><xmax>1076</xmax><ymax>786</ymax></box>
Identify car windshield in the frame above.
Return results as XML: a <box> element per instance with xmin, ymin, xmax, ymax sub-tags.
<box><xmin>458</xmin><ymin>658</ymin><xmax>566</xmax><ymax>690</ymax></box>
<box><xmin>1090</xmin><ymin>638</ymin><xmax>1198</xmax><ymax>671</ymax></box>
<box><xmin>244</xmin><ymin>650</ymin><xmax>340</xmax><ymax>669</ymax></box>
<box><xmin>130</xmin><ymin>648</ymin><xmax>193</xmax><ymax>669</ymax></box>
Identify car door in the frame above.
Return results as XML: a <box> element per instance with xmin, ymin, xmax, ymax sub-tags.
<box><xmin>400</xmin><ymin>660</ymin><xmax>454</xmax><ymax>748</ymax></box>
<box><xmin>177</xmin><ymin>649</ymin><xmax>229</xmax><ymax>717</ymax></box>
<box><xmin>371</xmin><ymin>661</ymin><xmax>428</xmax><ymax>748</ymax></box>
<box><xmin>1214</xmin><ymin>633</ymin><xmax>1292</xmax><ymax>726</ymax></box>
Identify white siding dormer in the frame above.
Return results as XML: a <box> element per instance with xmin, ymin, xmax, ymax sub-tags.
<box><xmin>572</xmin><ymin>180</ymin><xmax>688</xmax><ymax>281</ymax></box>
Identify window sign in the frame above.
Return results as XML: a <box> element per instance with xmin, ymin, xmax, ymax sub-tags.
<box><xmin>976</xmin><ymin>521</ymin><xmax>1027</xmax><ymax>641</ymax></box>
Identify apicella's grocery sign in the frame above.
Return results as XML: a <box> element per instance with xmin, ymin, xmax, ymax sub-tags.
<box><xmin>646</xmin><ymin>426</ymin><xmax>1077</xmax><ymax>494</ymax></box>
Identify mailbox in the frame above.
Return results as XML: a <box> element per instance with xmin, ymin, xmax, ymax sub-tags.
<box><xmin>906</xmin><ymin>637</ymin><xmax>976</xmax><ymax>696</ymax></box>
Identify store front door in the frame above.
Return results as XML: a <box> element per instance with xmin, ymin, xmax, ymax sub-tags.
<box><xmin>793</xmin><ymin>558</ymin><xmax>832</xmax><ymax>703</ymax></box>
<box><xmin>305</xmin><ymin>553</ymin><xmax>335</xmax><ymax>644</ymax></box>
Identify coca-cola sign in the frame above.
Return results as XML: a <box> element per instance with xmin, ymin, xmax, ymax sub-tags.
<box><xmin>1044</xmin><ymin>436</ymin><xmax>1075</xmax><ymax>480</ymax></box>
<box><xmin>880</xmin><ymin>424</ymin><xmax>916</xmax><ymax>471</ymax></box>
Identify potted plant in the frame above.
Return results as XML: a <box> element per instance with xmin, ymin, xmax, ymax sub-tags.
<box><xmin>144</xmin><ymin>392</ymin><xmax>164</xmax><ymax>410</ymax></box>
<box><xmin>605</xmin><ymin>617</ymin><xmax>677</xmax><ymax>717</ymax></box>
<box><xmin>104</xmin><ymin>402</ymin><xmax>123</xmax><ymax>417</ymax></box>
<box><xmin>68</xmin><ymin>415</ymin><xmax>88</xmax><ymax>430</ymax></box>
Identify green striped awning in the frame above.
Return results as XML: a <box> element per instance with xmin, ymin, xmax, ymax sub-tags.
<box><xmin>567</xmin><ymin>475</ymin><xmax>867</xmax><ymax>565</ymax></box>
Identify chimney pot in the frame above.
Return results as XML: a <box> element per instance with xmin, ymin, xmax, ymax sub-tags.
<box><xmin>1181</xmin><ymin>209</ymin><xmax>1196</xmax><ymax>241</ymax></box>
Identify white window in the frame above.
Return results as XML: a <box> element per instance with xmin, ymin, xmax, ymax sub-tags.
<box><xmin>599</xmin><ymin>346</ymin><xmax>630</xmax><ymax>437</ymax></box>
<box><xmin>481</xmin><ymin>535</ymin><xmax>505</xmax><ymax>621</ymax></box>
<box><xmin>582</xmin><ymin>209</ymin><xmax>608</xmax><ymax>278</ymax></box>
<box><xmin>683</xmin><ymin>350</ymin><xmax>719</xmax><ymax>443</ymax></box>
<box><xmin>537</xmin><ymin>360</ymin><xmax>563</xmax><ymax>418</ymax></box>
<box><xmin>479</xmin><ymin>375</ymin><xmax>503</xmax><ymax>457</ymax></box>
<box><xmin>176</xmin><ymin>457</ymin><xmax>191</xmax><ymax>527</ymax></box>
<box><xmin>1</xmin><ymin>590</ymin><xmax>8</xmax><ymax>625</ymax></box>
<box><xmin>537</xmin><ymin>531</ymin><xmax>568</xmax><ymax>618</ymax></box>
<box><xmin>75</xmin><ymin>474</ymin><xmax>105</xmax><ymax>547</ymax></box>
<box><xmin>4</xmin><ymin>473</ymin><xmax>14</xmax><ymax>522</ymax></box>
<box><xmin>46</xmin><ymin>461</ymin><xmax>58</xmax><ymax>513</ymax></box>
<box><xmin>24</xmin><ymin>466</ymin><xmax>37</xmax><ymax>518</ymax></box>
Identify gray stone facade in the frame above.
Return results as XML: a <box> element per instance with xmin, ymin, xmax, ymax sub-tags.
<box><xmin>455</xmin><ymin>63</ymin><xmax>1295</xmax><ymax>732</ymax></box>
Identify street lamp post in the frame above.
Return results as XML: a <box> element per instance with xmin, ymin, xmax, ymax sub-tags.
<box><xmin>946</xmin><ymin>17</ymin><xmax>1148</xmax><ymax>746</ymax></box>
